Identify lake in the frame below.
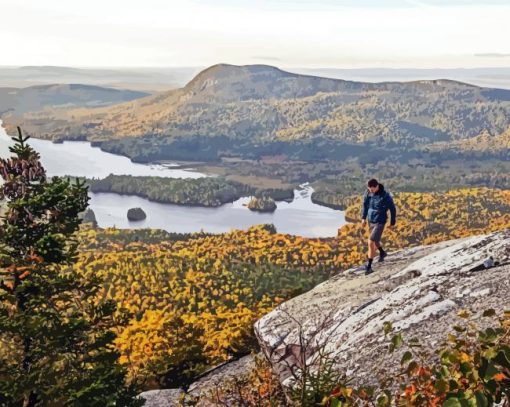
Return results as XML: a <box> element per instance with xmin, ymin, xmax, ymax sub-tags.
<box><xmin>0</xmin><ymin>124</ymin><xmax>346</xmax><ymax>237</ymax></box>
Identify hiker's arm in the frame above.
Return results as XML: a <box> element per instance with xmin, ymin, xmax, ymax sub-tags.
<box><xmin>387</xmin><ymin>194</ymin><xmax>396</xmax><ymax>226</ymax></box>
<box><xmin>361</xmin><ymin>191</ymin><xmax>369</xmax><ymax>221</ymax></box>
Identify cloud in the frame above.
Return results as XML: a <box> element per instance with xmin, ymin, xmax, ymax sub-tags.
<box><xmin>474</xmin><ymin>53</ymin><xmax>510</xmax><ymax>58</ymax></box>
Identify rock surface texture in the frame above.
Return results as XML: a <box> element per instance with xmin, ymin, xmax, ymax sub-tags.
<box><xmin>139</xmin><ymin>389</ymin><xmax>183</xmax><ymax>407</ymax></box>
<box><xmin>188</xmin><ymin>354</ymin><xmax>255</xmax><ymax>398</ymax></box>
<box><xmin>255</xmin><ymin>230</ymin><xmax>510</xmax><ymax>390</ymax></box>
<box><xmin>139</xmin><ymin>355</ymin><xmax>255</xmax><ymax>406</ymax></box>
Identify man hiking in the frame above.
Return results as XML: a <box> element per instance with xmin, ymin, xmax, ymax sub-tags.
<box><xmin>361</xmin><ymin>178</ymin><xmax>396</xmax><ymax>275</ymax></box>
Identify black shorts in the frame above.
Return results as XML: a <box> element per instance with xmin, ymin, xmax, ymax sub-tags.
<box><xmin>369</xmin><ymin>222</ymin><xmax>385</xmax><ymax>243</ymax></box>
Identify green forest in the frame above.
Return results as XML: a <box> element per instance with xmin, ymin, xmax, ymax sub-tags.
<box><xmin>87</xmin><ymin>174</ymin><xmax>294</xmax><ymax>206</ymax></box>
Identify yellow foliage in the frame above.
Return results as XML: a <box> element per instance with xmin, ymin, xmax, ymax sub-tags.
<box><xmin>73</xmin><ymin>187</ymin><xmax>510</xmax><ymax>383</ymax></box>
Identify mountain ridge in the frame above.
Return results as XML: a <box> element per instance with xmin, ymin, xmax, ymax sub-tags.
<box><xmin>2</xmin><ymin>64</ymin><xmax>510</xmax><ymax>160</ymax></box>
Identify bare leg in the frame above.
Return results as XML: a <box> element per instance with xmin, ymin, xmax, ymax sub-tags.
<box><xmin>368</xmin><ymin>238</ymin><xmax>377</xmax><ymax>259</ymax></box>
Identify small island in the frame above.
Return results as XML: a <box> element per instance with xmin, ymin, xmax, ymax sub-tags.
<box><xmin>246</xmin><ymin>196</ymin><xmax>277</xmax><ymax>213</ymax></box>
<box><xmin>127</xmin><ymin>207</ymin><xmax>147</xmax><ymax>221</ymax></box>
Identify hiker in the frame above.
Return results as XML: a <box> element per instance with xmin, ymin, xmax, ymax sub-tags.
<box><xmin>361</xmin><ymin>179</ymin><xmax>397</xmax><ymax>275</ymax></box>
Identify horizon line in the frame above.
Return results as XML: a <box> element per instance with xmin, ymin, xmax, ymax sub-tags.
<box><xmin>2</xmin><ymin>64</ymin><xmax>510</xmax><ymax>70</ymax></box>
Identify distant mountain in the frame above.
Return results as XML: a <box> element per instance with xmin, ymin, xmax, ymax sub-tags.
<box><xmin>289</xmin><ymin>67</ymin><xmax>510</xmax><ymax>90</ymax></box>
<box><xmin>0</xmin><ymin>66</ymin><xmax>203</xmax><ymax>93</ymax></box>
<box><xmin>3</xmin><ymin>64</ymin><xmax>510</xmax><ymax>161</ymax></box>
<box><xmin>0</xmin><ymin>84</ymin><xmax>148</xmax><ymax>118</ymax></box>
<box><xmin>181</xmin><ymin>64</ymin><xmax>377</xmax><ymax>101</ymax></box>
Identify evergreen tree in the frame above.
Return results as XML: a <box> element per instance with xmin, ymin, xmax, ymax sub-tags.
<box><xmin>0</xmin><ymin>128</ymin><xmax>143</xmax><ymax>406</ymax></box>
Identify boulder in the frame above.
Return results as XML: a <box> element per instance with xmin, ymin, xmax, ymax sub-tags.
<box><xmin>137</xmin><ymin>355</ymin><xmax>256</xmax><ymax>406</ymax></box>
<box><xmin>188</xmin><ymin>354</ymin><xmax>256</xmax><ymax>399</ymax></box>
<box><xmin>139</xmin><ymin>389</ymin><xmax>183</xmax><ymax>407</ymax></box>
<box><xmin>254</xmin><ymin>229</ymin><xmax>510</xmax><ymax>391</ymax></box>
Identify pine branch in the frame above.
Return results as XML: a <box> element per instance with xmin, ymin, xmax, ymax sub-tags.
<box><xmin>16</xmin><ymin>126</ymin><xmax>30</xmax><ymax>145</ymax></box>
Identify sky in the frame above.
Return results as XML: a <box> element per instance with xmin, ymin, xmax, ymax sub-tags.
<box><xmin>1</xmin><ymin>0</ymin><xmax>509</xmax><ymax>68</ymax></box>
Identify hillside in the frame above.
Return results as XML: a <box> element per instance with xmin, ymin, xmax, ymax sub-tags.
<box><xmin>0</xmin><ymin>83</ymin><xmax>148</xmax><ymax>119</ymax></box>
<box><xmin>141</xmin><ymin>229</ymin><xmax>510</xmax><ymax>405</ymax></box>
<box><xmin>4</xmin><ymin>64</ymin><xmax>510</xmax><ymax>161</ymax></box>
<box><xmin>71</xmin><ymin>187</ymin><xmax>510</xmax><ymax>389</ymax></box>
<box><xmin>426</xmin><ymin>126</ymin><xmax>510</xmax><ymax>158</ymax></box>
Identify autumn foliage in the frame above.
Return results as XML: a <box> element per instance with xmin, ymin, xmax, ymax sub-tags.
<box><xmin>71</xmin><ymin>187</ymin><xmax>510</xmax><ymax>388</ymax></box>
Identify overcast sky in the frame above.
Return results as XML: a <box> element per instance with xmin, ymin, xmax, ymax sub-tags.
<box><xmin>1</xmin><ymin>0</ymin><xmax>509</xmax><ymax>68</ymax></box>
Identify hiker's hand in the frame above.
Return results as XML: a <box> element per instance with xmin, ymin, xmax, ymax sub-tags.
<box><xmin>361</xmin><ymin>219</ymin><xmax>366</xmax><ymax>227</ymax></box>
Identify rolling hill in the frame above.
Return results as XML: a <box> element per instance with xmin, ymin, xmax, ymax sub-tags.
<box><xmin>0</xmin><ymin>83</ymin><xmax>148</xmax><ymax>117</ymax></box>
<box><xmin>0</xmin><ymin>66</ymin><xmax>202</xmax><ymax>92</ymax></box>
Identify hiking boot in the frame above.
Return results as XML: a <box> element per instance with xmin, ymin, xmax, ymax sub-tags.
<box><xmin>363</xmin><ymin>264</ymin><xmax>374</xmax><ymax>275</ymax></box>
<box><xmin>378</xmin><ymin>250</ymin><xmax>387</xmax><ymax>263</ymax></box>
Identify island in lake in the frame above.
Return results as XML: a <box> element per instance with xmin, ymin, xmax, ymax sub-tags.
<box><xmin>127</xmin><ymin>207</ymin><xmax>147</xmax><ymax>221</ymax></box>
<box><xmin>247</xmin><ymin>196</ymin><xmax>277</xmax><ymax>213</ymax></box>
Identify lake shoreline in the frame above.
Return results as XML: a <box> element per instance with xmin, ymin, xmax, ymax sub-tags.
<box><xmin>1</xmin><ymin>124</ymin><xmax>347</xmax><ymax>237</ymax></box>
<box><xmin>7</xmin><ymin>131</ymin><xmax>336</xmax><ymax>209</ymax></box>
<box><xmin>89</xmin><ymin>190</ymin><xmax>346</xmax><ymax>237</ymax></box>
<box><xmin>90</xmin><ymin>190</ymin><xmax>292</xmax><ymax>209</ymax></box>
